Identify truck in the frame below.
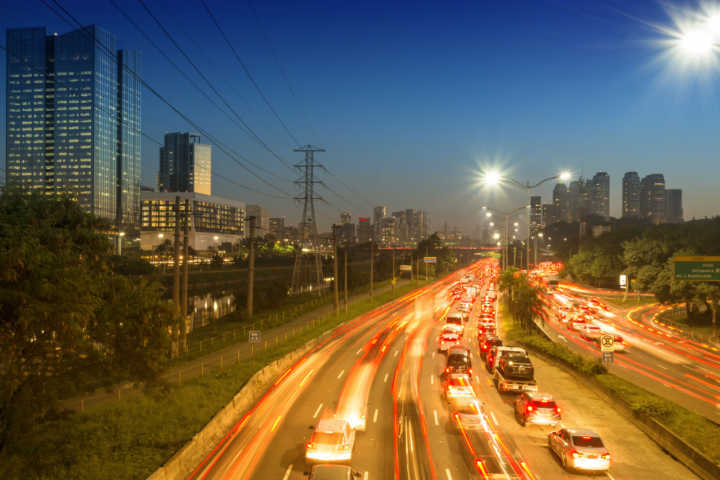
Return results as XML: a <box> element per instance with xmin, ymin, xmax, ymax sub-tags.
<box><xmin>492</xmin><ymin>346</ymin><xmax>537</xmax><ymax>393</ymax></box>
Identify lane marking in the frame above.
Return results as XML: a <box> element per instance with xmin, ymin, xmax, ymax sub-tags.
<box><xmin>432</xmin><ymin>351</ymin><xmax>436</xmax><ymax>359</ymax></box>
<box><xmin>657</xmin><ymin>364</ymin><xmax>668</xmax><ymax>370</ymax></box>
<box><xmin>490</xmin><ymin>411</ymin><xmax>499</xmax><ymax>426</ymax></box>
<box><xmin>282</xmin><ymin>464</ymin><xmax>293</xmax><ymax>480</ymax></box>
<box><xmin>606</xmin><ymin>472</ymin><xmax>616</xmax><ymax>480</ymax></box>
<box><xmin>445</xmin><ymin>467</ymin><xmax>453</xmax><ymax>480</ymax></box>
<box><xmin>299</xmin><ymin>369</ymin><xmax>314</xmax><ymax>388</ymax></box>
<box><xmin>373</xmin><ymin>408</ymin><xmax>379</xmax><ymax>423</ymax></box>
<box><xmin>337</xmin><ymin>369</ymin><xmax>345</xmax><ymax>379</ymax></box>
<box><xmin>430</xmin><ymin>376</ymin><xmax>435</xmax><ymax>385</ymax></box>
<box><xmin>384</xmin><ymin>373</ymin><xmax>389</xmax><ymax>383</ymax></box>
<box><xmin>364</xmin><ymin>472</ymin><xmax>369</xmax><ymax>480</ymax></box>
<box><xmin>271</xmin><ymin>415</ymin><xmax>282</xmax><ymax>432</ymax></box>
<box><xmin>558</xmin><ymin>335</ymin><xmax>568</xmax><ymax>342</ymax></box>
<box><xmin>394</xmin><ymin>349</ymin><xmax>399</xmax><ymax>357</ymax></box>
<box><xmin>313</xmin><ymin>403</ymin><xmax>323</xmax><ymax>418</ymax></box>
<box><xmin>356</xmin><ymin>348</ymin><xmax>363</xmax><ymax>355</ymax></box>
<box><xmin>433</xmin><ymin>409</ymin><xmax>439</xmax><ymax>426</ymax></box>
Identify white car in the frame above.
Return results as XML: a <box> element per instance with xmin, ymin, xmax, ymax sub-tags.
<box><xmin>443</xmin><ymin>373</ymin><xmax>475</xmax><ymax>400</ymax></box>
<box><xmin>306</xmin><ymin>418</ymin><xmax>356</xmax><ymax>463</ymax></box>
<box><xmin>438</xmin><ymin>332</ymin><xmax>460</xmax><ymax>353</ymax></box>
<box><xmin>451</xmin><ymin>397</ymin><xmax>486</xmax><ymax>430</ymax></box>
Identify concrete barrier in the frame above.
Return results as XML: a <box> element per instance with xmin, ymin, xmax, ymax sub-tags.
<box><xmin>146</xmin><ymin>337</ymin><xmax>321</xmax><ymax>480</ymax></box>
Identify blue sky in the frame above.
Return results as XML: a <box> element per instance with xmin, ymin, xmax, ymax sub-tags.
<box><xmin>2</xmin><ymin>0</ymin><xmax>720</xmax><ymax>232</ymax></box>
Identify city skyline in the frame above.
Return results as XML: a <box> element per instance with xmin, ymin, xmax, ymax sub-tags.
<box><xmin>2</xmin><ymin>1</ymin><xmax>720</xmax><ymax>233</ymax></box>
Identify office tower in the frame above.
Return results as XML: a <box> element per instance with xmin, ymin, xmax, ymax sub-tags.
<box><xmin>246</xmin><ymin>204</ymin><xmax>269</xmax><ymax>233</ymax></box>
<box><xmin>269</xmin><ymin>217</ymin><xmax>286</xmax><ymax>238</ymax></box>
<box><xmin>378</xmin><ymin>216</ymin><xmax>397</xmax><ymax>247</ymax></box>
<box><xmin>357</xmin><ymin>217</ymin><xmax>372</xmax><ymax>243</ymax></box>
<box><xmin>622</xmin><ymin>172</ymin><xmax>640</xmax><ymax>218</ymax></box>
<box><xmin>553</xmin><ymin>183</ymin><xmax>569</xmax><ymax>223</ymax></box>
<box><xmin>590</xmin><ymin>172</ymin><xmax>610</xmax><ymax>218</ymax></box>
<box><xmin>542</xmin><ymin>203</ymin><xmax>558</xmax><ymax>227</ymax></box>
<box><xmin>640</xmin><ymin>174</ymin><xmax>666</xmax><ymax>224</ymax></box>
<box><xmin>665</xmin><ymin>189</ymin><xmax>683</xmax><ymax>223</ymax></box>
<box><xmin>568</xmin><ymin>179</ymin><xmax>590</xmax><ymax>222</ymax></box>
<box><xmin>6</xmin><ymin>26</ymin><xmax>141</xmax><ymax>224</ymax></box>
<box><xmin>159</xmin><ymin>133</ymin><xmax>211</xmax><ymax>195</ymax></box>
<box><xmin>392</xmin><ymin>210</ymin><xmax>408</xmax><ymax>243</ymax></box>
<box><xmin>372</xmin><ymin>206</ymin><xmax>387</xmax><ymax>241</ymax></box>
<box><xmin>530</xmin><ymin>195</ymin><xmax>542</xmax><ymax>235</ymax></box>
<box><xmin>340</xmin><ymin>211</ymin><xmax>352</xmax><ymax>225</ymax></box>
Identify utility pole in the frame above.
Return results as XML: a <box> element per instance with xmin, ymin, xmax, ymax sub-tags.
<box><xmin>173</xmin><ymin>196</ymin><xmax>181</xmax><ymax>312</ymax></box>
<box><xmin>392</xmin><ymin>247</ymin><xmax>396</xmax><ymax>295</ymax></box>
<box><xmin>425</xmin><ymin>247</ymin><xmax>429</xmax><ymax>281</ymax></box>
<box><xmin>513</xmin><ymin>245</ymin><xmax>518</xmax><ymax>267</ymax></box>
<box><xmin>333</xmin><ymin>225</ymin><xmax>340</xmax><ymax>316</ymax></box>
<box><xmin>181</xmin><ymin>199</ymin><xmax>190</xmax><ymax>353</ymax></box>
<box><xmin>247</xmin><ymin>216</ymin><xmax>256</xmax><ymax>319</ymax></box>
<box><xmin>370</xmin><ymin>239</ymin><xmax>374</xmax><ymax>300</ymax></box>
<box><xmin>344</xmin><ymin>242</ymin><xmax>348</xmax><ymax>313</ymax></box>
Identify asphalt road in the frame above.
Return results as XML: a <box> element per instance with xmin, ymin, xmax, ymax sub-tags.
<box><xmin>187</xmin><ymin>260</ymin><xmax>698</xmax><ymax>480</ymax></box>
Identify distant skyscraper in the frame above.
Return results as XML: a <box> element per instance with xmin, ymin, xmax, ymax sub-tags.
<box><xmin>530</xmin><ymin>195</ymin><xmax>542</xmax><ymax>235</ymax></box>
<box><xmin>269</xmin><ymin>217</ymin><xmax>286</xmax><ymax>238</ymax></box>
<box><xmin>622</xmin><ymin>172</ymin><xmax>641</xmax><ymax>218</ymax></box>
<box><xmin>665</xmin><ymin>189</ymin><xmax>683</xmax><ymax>223</ymax></box>
<box><xmin>552</xmin><ymin>183</ymin><xmax>569</xmax><ymax>223</ymax></box>
<box><xmin>159</xmin><ymin>133</ymin><xmax>211</xmax><ymax>195</ymax></box>
<box><xmin>640</xmin><ymin>174</ymin><xmax>666</xmax><ymax>224</ymax></box>
<box><xmin>392</xmin><ymin>210</ymin><xmax>408</xmax><ymax>243</ymax></box>
<box><xmin>246</xmin><ymin>204</ymin><xmax>269</xmax><ymax>233</ymax></box>
<box><xmin>5</xmin><ymin>26</ymin><xmax>141</xmax><ymax>224</ymax></box>
<box><xmin>568</xmin><ymin>179</ymin><xmax>591</xmax><ymax>222</ymax></box>
<box><xmin>357</xmin><ymin>217</ymin><xmax>372</xmax><ymax>243</ymax></box>
<box><xmin>340</xmin><ymin>211</ymin><xmax>352</xmax><ymax>225</ymax></box>
<box><xmin>373</xmin><ymin>206</ymin><xmax>387</xmax><ymax>241</ymax></box>
<box><xmin>590</xmin><ymin>172</ymin><xmax>610</xmax><ymax>218</ymax></box>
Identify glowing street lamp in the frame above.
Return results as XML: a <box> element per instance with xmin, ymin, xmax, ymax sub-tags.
<box><xmin>493</xmin><ymin>232</ymin><xmax>501</xmax><ymax>240</ymax></box>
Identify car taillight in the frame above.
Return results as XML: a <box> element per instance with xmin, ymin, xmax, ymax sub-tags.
<box><xmin>445</xmin><ymin>367</ymin><xmax>450</xmax><ymax>373</ymax></box>
<box><xmin>342</xmin><ymin>444</ymin><xmax>350</xmax><ymax>450</ymax></box>
<box><xmin>481</xmin><ymin>343</ymin><xmax>488</xmax><ymax>350</ymax></box>
<box><xmin>602</xmin><ymin>453</ymin><xmax>611</xmax><ymax>460</ymax></box>
<box><xmin>555</xmin><ymin>406</ymin><xmax>561</xmax><ymax>414</ymax></box>
<box><xmin>467</xmin><ymin>368</ymin><xmax>472</xmax><ymax>375</ymax></box>
<box><xmin>571</xmin><ymin>449</ymin><xmax>582</xmax><ymax>459</ymax></box>
<box><xmin>306</xmin><ymin>442</ymin><xmax>313</xmax><ymax>449</ymax></box>
<box><xmin>526</xmin><ymin>405</ymin><xmax>534</xmax><ymax>413</ymax></box>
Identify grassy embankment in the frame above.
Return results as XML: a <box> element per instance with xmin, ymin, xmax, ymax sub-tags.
<box><xmin>500</xmin><ymin>305</ymin><xmax>720</xmax><ymax>465</ymax></box>
<box><xmin>0</xmin><ymin>281</ymin><xmax>428</xmax><ymax>480</ymax></box>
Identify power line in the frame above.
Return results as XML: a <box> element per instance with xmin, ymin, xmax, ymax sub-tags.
<box><xmin>322</xmin><ymin>166</ymin><xmax>376</xmax><ymax>210</ymax></box>
<box><xmin>200</xmin><ymin>0</ymin><xmax>300</xmax><ymax>147</ymax></box>
<box><xmin>41</xmin><ymin>0</ymin><xmax>292</xmax><ymax>197</ymax></box>
<box><xmin>135</xmin><ymin>0</ymin><xmax>293</xmax><ymax>173</ymax></box>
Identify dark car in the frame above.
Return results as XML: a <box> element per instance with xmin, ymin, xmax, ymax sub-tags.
<box><xmin>485</xmin><ymin>345</ymin><xmax>499</xmax><ymax>373</ymax></box>
<box><xmin>308</xmin><ymin>464</ymin><xmax>361</xmax><ymax>480</ymax></box>
<box><xmin>444</xmin><ymin>346</ymin><xmax>472</xmax><ymax>377</ymax></box>
<box><xmin>514</xmin><ymin>392</ymin><xmax>561</xmax><ymax>426</ymax></box>
<box><xmin>480</xmin><ymin>335</ymin><xmax>502</xmax><ymax>362</ymax></box>
<box><xmin>496</xmin><ymin>349</ymin><xmax>534</xmax><ymax>380</ymax></box>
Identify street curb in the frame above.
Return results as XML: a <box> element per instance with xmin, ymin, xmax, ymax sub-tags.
<box><xmin>518</xmin><ymin>337</ymin><xmax>720</xmax><ymax>480</ymax></box>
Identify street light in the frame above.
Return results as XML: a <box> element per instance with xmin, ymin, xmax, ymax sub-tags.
<box><xmin>489</xmin><ymin>222</ymin><xmax>495</xmax><ymax>227</ymax></box>
<box><xmin>493</xmin><ymin>232</ymin><xmax>500</xmax><ymax>240</ymax></box>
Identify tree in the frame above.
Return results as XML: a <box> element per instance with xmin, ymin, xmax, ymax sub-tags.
<box><xmin>696</xmin><ymin>283</ymin><xmax>720</xmax><ymax>341</ymax></box>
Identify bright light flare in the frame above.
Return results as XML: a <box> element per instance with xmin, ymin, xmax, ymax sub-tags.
<box><xmin>481</xmin><ymin>169</ymin><xmax>502</xmax><ymax>187</ymax></box>
<box><xmin>558</xmin><ymin>170</ymin><xmax>571</xmax><ymax>181</ymax></box>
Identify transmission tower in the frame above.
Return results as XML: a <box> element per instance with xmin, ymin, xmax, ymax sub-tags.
<box><xmin>290</xmin><ymin>145</ymin><xmax>326</xmax><ymax>295</ymax></box>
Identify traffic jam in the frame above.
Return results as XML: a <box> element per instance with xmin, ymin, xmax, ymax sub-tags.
<box><xmin>433</xmin><ymin>260</ymin><xmax>613</xmax><ymax>478</ymax></box>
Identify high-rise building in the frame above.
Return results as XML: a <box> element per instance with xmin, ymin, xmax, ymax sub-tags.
<box><xmin>568</xmin><ymin>179</ymin><xmax>591</xmax><ymax>222</ymax></box>
<box><xmin>6</xmin><ymin>26</ymin><xmax>141</xmax><ymax>224</ymax></box>
<box><xmin>640</xmin><ymin>174</ymin><xmax>666</xmax><ymax>224</ymax></box>
<box><xmin>542</xmin><ymin>203</ymin><xmax>557</xmax><ymax>227</ymax></box>
<box><xmin>338</xmin><ymin>211</ymin><xmax>355</xmax><ymax>244</ymax></box>
<box><xmin>590</xmin><ymin>172</ymin><xmax>610</xmax><ymax>218</ymax></box>
<box><xmin>340</xmin><ymin>211</ymin><xmax>352</xmax><ymax>225</ymax></box>
<box><xmin>246</xmin><ymin>204</ymin><xmax>269</xmax><ymax>233</ymax></box>
<box><xmin>378</xmin><ymin>216</ymin><xmax>397</xmax><ymax>247</ymax></box>
<box><xmin>159</xmin><ymin>133</ymin><xmax>211</xmax><ymax>195</ymax></box>
<box><xmin>530</xmin><ymin>195</ymin><xmax>542</xmax><ymax>235</ymax></box>
<box><xmin>622</xmin><ymin>172</ymin><xmax>641</xmax><ymax>218</ymax></box>
<box><xmin>269</xmin><ymin>217</ymin><xmax>286</xmax><ymax>238</ymax></box>
<box><xmin>357</xmin><ymin>217</ymin><xmax>372</xmax><ymax>243</ymax></box>
<box><xmin>392</xmin><ymin>210</ymin><xmax>408</xmax><ymax>243</ymax></box>
<box><xmin>552</xmin><ymin>183</ymin><xmax>569</xmax><ymax>223</ymax></box>
<box><xmin>665</xmin><ymin>189</ymin><xmax>683</xmax><ymax>223</ymax></box>
<box><xmin>372</xmin><ymin>206</ymin><xmax>387</xmax><ymax>241</ymax></box>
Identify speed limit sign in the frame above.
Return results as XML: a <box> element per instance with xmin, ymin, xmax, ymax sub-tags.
<box><xmin>600</xmin><ymin>334</ymin><xmax>614</xmax><ymax>352</ymax></box>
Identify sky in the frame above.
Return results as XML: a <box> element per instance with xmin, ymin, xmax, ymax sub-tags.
<box><xmin>2</xmin><ymin>0</ymin><xmax>720</xmax><ymax>233</ymax></box>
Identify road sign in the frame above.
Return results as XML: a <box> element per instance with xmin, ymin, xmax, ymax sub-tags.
<box><xmin>399</xmin><ymin>264</ymin><xmax>412</xmax><ymax>272</ymax></box>
<box><xmin>424</xmin><ymin>256</ymin><xmax>437</xmax><ymax>264</ymax></box>
<box><xmin>248</xmin><ymin>330</ymin><xmax>262</xmax><ymax>343</ymax></box>
<box><xmin>602</xmin><ymin>351</ymin><xmax>614</xmax><ymax>364</ymax></box>
<box><xmin>673</xmin><ymin>256</ymin><xmax>720</xmax><ymax>281</ymax></box>
<box><xmin>600</xmin><ymin>334</ymin><xmax>614</xmax><ymax>352</ymax></box>
<box><xmin>619</xmin><ymin>274</ymin><xmax>627</xmax><ymax>288</ymax></box>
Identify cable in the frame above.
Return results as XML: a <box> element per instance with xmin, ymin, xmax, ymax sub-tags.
<box><xmin>108</xmin><ymin>0</ymin><xmax>292</xmax><ymax>185</ymax></box>
<box><xmin>42</xmin><ymin>0</ymin><xmax>292</xmax><ymax>197</ymax></box>
<box><xmin>135</xmin><ymin>0</ymin><xmax>293</xmax><ymax>173</ymax></box>
<box><xmin>200</xmin><ymin>0</ymin><xmax>300</xmax><ymax>147</ymax></box>
<box><xmin>322</xmin><ymin>166</ymin><xmax>376</xmax><ymax>210</ymax></box>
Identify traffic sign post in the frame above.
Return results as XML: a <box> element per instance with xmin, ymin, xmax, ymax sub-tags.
<box><xmin>399</xmin><ymin>264</ymin><xmax>412</xmax><ymax>271</ymax></box>
<box><xmin>673</xmin><ymin>256</ymin><xmax>720</xmax><ymax>281</ymax></box>
<box><xmin>248</xmin><ymin>330</ymin><xmax>262</xmax><ymax>343</ymax></box>
<box><xmin>423</xmin><ymin>257</ymin><xmax>437</xmax><ymax>264</ymax></box>
<box><xmin>600</xmin><ymin>334</ymin><xmax>614</xmax><ymax>352</ymax></box>
<box><xmin>602</xmin><ymin>351</ymin><xmax>614</xmax><ymax>364</ymax></box>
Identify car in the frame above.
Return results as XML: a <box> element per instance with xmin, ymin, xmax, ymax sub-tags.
<box><xmin>514</xmin><ymin>392</ymin><xmax>561</xmax><ymax>426</ymax></box>
<box><xmin>568</xmin><ymin>318</ymin><xmax>587</xmax><ymax>331</ymax></box>
<box><xmin>306</xmin><ymin>418</ymin><xmax>356</xmax><ymax>463</ymax></box>
<box><xmin>442</xmin><ymin>373</ymin><xmax>475</xmax><ymax>400</ymax></box>
<box><xmin>548</xmin><ymin>428</ymin><xmax>611</xmax><ymax>472</ymax></box>
<box><xmin>438</xmin><ymin>332</ymin><xmax>460</xmax><ymax>353</ymax></box>
<box><xmin>495</xmin><ymin>347</ymin><xmax>534</xmax><ymax>380</ymax></box>
<box><xmin>485</xmin><ymin>345</ymin><xmax>499</xmax><ymax>373</ymax></box>
<box><xmin>477</xmin><ymin>318</ymin><xmax>496</xmax><ymax>333</ymax></box>
<box><xmin>451</xmin><ymin>398</ymin><xmax>485</xmax><ymax>430</ymax></box>
<box><xmin>580</xmin><ymin>324</ymin><xmax>602</xmax><ymax>341</ymax></box>
<box><xmin>307</xmin><ymin>465</ymin><xmax>361</xmax><ymax>479</ymax></box>
<box><xmin>445</xmin><ymin>314</ymin><xmax>465</xmax><ymax>336</ymax></box>
<box><xmin>443</xmin><ymin>345</ymin><xmax>472</xmax><ymax>376</ymax></box>
<box><xmin>480</xmin><ymin>335</ymin><xmax>502</xmax><ymax>362</ymax></box>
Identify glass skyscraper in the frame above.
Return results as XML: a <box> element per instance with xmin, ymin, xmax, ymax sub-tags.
<box><xmin>159</xmin><ymin>132</ymin><xmax>212</xmax><ymax>195</ymax></box>
<box><xmin>5</xmin><ymin>25</ymin><xmax>141</xmax><ymax>224</ymax></box>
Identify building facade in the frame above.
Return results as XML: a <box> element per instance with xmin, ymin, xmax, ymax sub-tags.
<box><xmin>665</xmin><ymin>189</ymin><xmax>683</xmax><ymax>223</ymax></box>
<box><xmin>246</xmin><ymin>204</ymin><xmax>269</xmax><ymax>233</ymax></box>
<box><xmin>622</xmin><ymin>171</ymin><xmax>641</xmax><ymax>218</ymax></box>
<box><xmin>530</xmin><ymin>195</ymin><xmax>543</xmax><ymax>235</ymax></box>
<box><xmin>552</xmin><ymin>183</ymin><xmax>569</xmax><ymax>223</ymax></box>
<box><xmin>140</xmin><ymin>191</ymin><xmax>245</xmax><ymax>250</ymax></box>
<box><xmin>640</xmin><ymin>174</ymin><xmax>666</xmax><ymax>224</ymax></box>
<box><xmin>6</xmin><ymin>26</ymin><xmax>141</xmax><ymax>224</ymax></box>
<box><xmin>590</xmin><ymin>172</ymin><xmax>610</xmax><ymax>218</ymax></box>
<box><xmin>357</xmin><ymin>217</ymin><xmax>372</xmax><ymax>243</ymax></box>
<box><xmin>269</xmin><ymin>217</ymin><xmax>286</xmax><ymax>238</ymax></box>
<box><xmin>158</xmin><ymin>132</ymin><xmax>211</xmax><ymax>195</ymax></box>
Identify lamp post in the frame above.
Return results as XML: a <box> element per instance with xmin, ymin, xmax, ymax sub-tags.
<box><xmin>482</xmin><ymin>205</ymin><xmax>528</xmax><ymax>270</ymax></box>
<box><xmin>117</xmin><ymin>231</ymin><xmax>125</xmax><ymax>256</ymax></box>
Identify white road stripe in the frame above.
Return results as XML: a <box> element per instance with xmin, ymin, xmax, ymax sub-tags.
<box><xmin>657</xmin><ymin>364</ymin><xmax>668</xmax><ymax>370</ymax></box>
<box><xmin>364</xmin><ymin>472</ymin><xmax>369</xmax><ymax>480</ymax></box>
<box><xmin>337</xmin><ymin>369</ymin><xmax>345</xmax><ymax>379</ymax></box>
<box><xmin>430</xmin><ymin>376</ymin><xmax>434</xmax><ymax>385</ymax></box>
<box><xmin>558</xmin><ymin>335</ymin><xmax>568</xmax><ymax>342</ymax></box>
<box><xmin>394</xmin><ymin>349</ymin><xmax>399</xmax><ymax>357</ymax></box>
<box><xmin>282</xmin><ymin>464</ymin><xmax>293</xmax><ymax>480</ymax></box>
<box><xmin>433</xmin><ymin>409</ymin><xmax>439</xmax><ymax>426</ymax></box>
<box><xmin>445</xmin><ymin>467</ymin><xmax>453</xmax><ymax>480</ymax></box>
<box><xmin>606</xmin><ymin>472</ymin><xmax>616</xmax><ymax>480</ymax></box>
<box><xmin>373</xmin><ymin>408</ymin><xmax>379</xmax><ymax>423</ymax></box>
<box><xmin>356</xmin><ymin>348</ymin><xmax>363</xmax><ymax>355</ymax></box>
<box><xmin>490</xmin><ymin>411</ymin><xmax>498</xmax><ymax>426</ymax></box>
<box><xmin>384</xmin><ymin>373</ymin><xmax>389</xmax><ymax>383</ymax></box>
<box><xmin>313</xmin><ymin>403</ymin><xmax>323</xmax><ymax>418</ymax></box>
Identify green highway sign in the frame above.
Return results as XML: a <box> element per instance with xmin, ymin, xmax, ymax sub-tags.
<box><xmin>673</xmin><ymin>256</ymin><xmax>720</xmax><ymax>281</ymax></box>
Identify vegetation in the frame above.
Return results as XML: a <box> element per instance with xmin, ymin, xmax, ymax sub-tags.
<box><xmin>0</xmin><ymin>190</ymin><xmax>180</xmax><ymax>453</ymax></box>
<box><xmin>563</xmin><ymin>217</ymin><xmax>720</xmax><ymax>339</ymax></box>
<box><xmin>498</xmin><ymin>267</ymin><xmax>543</xmax><ymax>331</ymax></box>
<box><xmin>0</xmin><ymin>281</ymin><xmax>427</xmax><ymax>479</ymax></box>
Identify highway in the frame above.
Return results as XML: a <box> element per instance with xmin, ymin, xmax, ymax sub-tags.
<box><xmin>542</xmin><ymin>283</ymin><xmax>720</xmax><ymax>422</ymax></box>
<box><xmin>187</xmin><ymin>260</ymin><xmax>697</xmax><ymax>480</ymax></box>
